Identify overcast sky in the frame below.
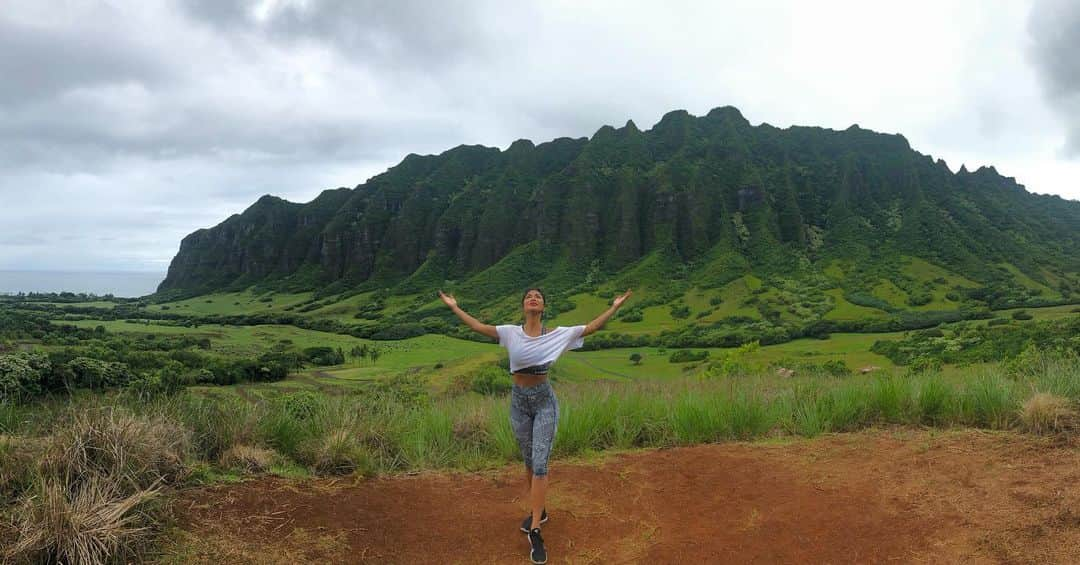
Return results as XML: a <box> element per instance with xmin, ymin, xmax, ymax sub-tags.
<box><xmin>1</xmin><ymin>0</ymin><xmax>1078</xmax><ymax>273</ymax></box>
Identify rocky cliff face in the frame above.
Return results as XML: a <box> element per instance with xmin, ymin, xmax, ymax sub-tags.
<box><xmin>159</xmin><ymin>106</ymin><xmax>1080</xmax><ymax>298</ymax></box>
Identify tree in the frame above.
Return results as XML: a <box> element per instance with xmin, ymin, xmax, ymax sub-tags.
<box><xmin>629</xmin><ymin>352</ymin><xmax>643</xmax><ymax>365</ymax></box>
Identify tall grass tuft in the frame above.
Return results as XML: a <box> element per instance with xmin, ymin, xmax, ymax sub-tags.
<box><xmin>5</xmin><ymin>405</ymin><xmax>188</xmax><ymax>563</ymax></box>
<box><xmin>7</xmin><ymin>476</ymin><xmax>160</xmax><ymax>564</ymax></box>
<box><xmin>220</xmin><ymin>444</ymin><xmax>277</xmax><ymax>474</ymax></box>
<box><xmin>1019</xmin><ymin>393</ymin><xmax>1077</xmax><ymax>435</ymax></box>
<box><xmin>958</xmin><ymin>371</ymin><xmax>1018</xmax><ymax>429</ymax></box>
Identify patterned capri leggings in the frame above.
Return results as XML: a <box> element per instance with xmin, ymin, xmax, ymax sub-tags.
<box><xmin>509</xmin><ymin>382</ymin><xmax>559</xmax><ymax>477</ymax></box>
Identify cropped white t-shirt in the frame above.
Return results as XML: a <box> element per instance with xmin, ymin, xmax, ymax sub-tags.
<box><xmin>495</xmin><ymin>324</ymin><xmax>586</xmax><ymax>373</ymax></box>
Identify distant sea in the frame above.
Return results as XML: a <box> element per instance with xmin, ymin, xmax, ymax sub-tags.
<box><xmin>0</xmin><ymin>270</ymin><xmax>165</xmax><ymax>298</ymax></box>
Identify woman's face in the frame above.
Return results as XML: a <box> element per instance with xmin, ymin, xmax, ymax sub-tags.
<box><xmin>522</xmin><ymin>289</ymin><xmax>545</xmax><ymax>315</ymax></box>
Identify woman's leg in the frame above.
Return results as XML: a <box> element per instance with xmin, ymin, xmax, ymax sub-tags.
<box><xmin>509</xmin><ymin>391</ymin><xmax>535</xmax><ymax>501</ymax></box>
<box><xmin>529</xmin><ymin>388</ymin><xmax>559</xmax><ymax>530</ymax></box>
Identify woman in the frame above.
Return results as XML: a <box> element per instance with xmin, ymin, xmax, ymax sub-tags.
<box><xmin>438</xmin><ymin>286</ymin><xmax>632</xmax><ymax>564</ymax></box>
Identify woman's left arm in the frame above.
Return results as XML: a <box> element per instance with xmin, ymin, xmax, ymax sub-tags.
<box><xmin>582</xmin><ymin>289</ymin><xmax>632</xmax><ymax>337</ymax></box>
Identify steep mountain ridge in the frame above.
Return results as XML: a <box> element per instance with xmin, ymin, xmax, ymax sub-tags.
<box><xmin>158</xmin><ymin>106</ymin><xmax>1080</xmax><ymax>322</ymax></box>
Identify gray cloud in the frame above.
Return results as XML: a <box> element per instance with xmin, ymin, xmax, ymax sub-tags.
<box><xmin>0</xmin><ymin>0</ymin><xmax>1077</xmax><ymax>274</ymax></box>
<box><xmin>0</xmin><ymin>17</ymin><xmax>166</xmax><ymax>106</ymax></box>
<box><xmin>1029</xmin><ymin>0</ymin><xmax>1080</xmax><ymax>154</ymax></box>
<box><xmin>180</xmin><ymin>0</ymin><xmax>500</xmax><ymax>71</ymax></box>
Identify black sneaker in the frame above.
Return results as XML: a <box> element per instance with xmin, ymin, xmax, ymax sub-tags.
<box><xmin>520</xmin><ymin>508</ymin><xmax>548</xmax><ymax>533</ymax></box>
<box><xmin>528</xmin><ymin>527</ymin><xmax>548</xmax><ymax>564</ymax></box>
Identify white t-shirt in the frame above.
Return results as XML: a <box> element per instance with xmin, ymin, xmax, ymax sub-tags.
<box><xmin>495</xmin><ymin>324</ymin><xmax>586</xmax><ymax>372</ymax></box>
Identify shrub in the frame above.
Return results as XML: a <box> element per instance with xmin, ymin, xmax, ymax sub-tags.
<box><xmin>301</xmin><ymin>346</ymin><xmax>345</xmax><ymax>366</ymax></box>
<box><xmin>1012</xmin><ymin>310</ymin><xmax>1034</xmax><ymax>321</ymax></box>
<box><xmin>669</xmin><ymin>349</ymin><xmax>709</xmax><ymax>363</ymax></box>
<box><xmin>908</xmin><ymin>355</ymin><xmax>943</xmax><ymax>374</ymax></box>
<box><xmin>821</xmin><ymin>359</ymin><xmax>850</xmax><ymax>377</ymax></box>
<box><xmin>281</xmin><ymin>391</ymin><xmax>323</xmax><ymax>421</ymax></box>
<box><xmin>0</xmin><ymin>352</ymin><xmax>50</xmax><ymax>402</ymax></box>
<box><xmin>373</xmin><ymin>372</ymin><xmax>429</xmax><ymax>407</ymax></box>
<box><xmin>618</xmin><ymin>309</ymin><xmax>643</xmax><ymax>323</ymax></box>
<box><xmin>987</xmin><ymin>318</ymin><xmax>1009</xmax><ymax>326</ymax></box>
<box><xmin>469</xmin><ymin>365</ymin><xmax>511</xmax><ymax>396</ymax></box>
<box><xmin>66</xmin><ymin>357</ymin><xmax>134</xmax><ymax>389</ymax></box>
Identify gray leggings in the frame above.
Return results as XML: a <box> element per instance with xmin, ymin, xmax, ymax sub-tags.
<box><xmin>509</xmin><ymin>382</ymin><xmax>559</xmax><ymax>477</ymax></box>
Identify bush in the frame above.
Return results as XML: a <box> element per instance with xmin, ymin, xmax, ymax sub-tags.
<box><xmin>67</xmin><ymin>357</ymin><xmax>135</xmax><ymax>389</ymax></box>
<box><xmin>821</xmin><ymin>359</ymin><xmax>850</xmax><ymax>377</ymax></box>
<box><xmin>669</xmin><ymin>349</ymin><xmax>709</xmax><ymax>363</ymax></box>
<box><xmin>469</xmin><ymin>365</ymin><xmax>511</xmax><ymax>396</ymax></box>
<box><xmin>987</xmin><ymin>318</ymin><xmax>1010</xmax><ymax>326</ymax></box>
<box><xmin>1012</xmin><ymin>310</ymin><xmax>1034</xmax><ymax>321</ymax></box>
<box><xmin>908</xmin><ymin>355</ymin><xmax>943</xmax><ymax>374</ymax></box>
<box><xmin>0</xmin><ymin>352</ymin><xmax>50</xmax><ymax>402</ymax></box>
<box><xmin>301</xmin><ymin>346</ymin><xmax>345</xmax><ymax>366</ymax></box>
<box><xmin>618</xmin><ymin>309</ymin><xmax>643</xmax><ymax>323</ymax></box>
<box><xmin>281</xmin><ymin>391</ymin><xmax>323</xmax><ymax>421</ymax></box>
<box><xmin>373</xmin><ymin>372</ymin><xmax>429</xmax><ymax>407</ymax></box>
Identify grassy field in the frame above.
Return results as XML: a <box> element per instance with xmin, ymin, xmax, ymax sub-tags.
<box><xmin>144</xmin><ymin>290</ymin><xmax>314</xmax><ymax>316</ymax></box>
<box><xmin>5</xmin><ymin>353</ymin><xmax>1080</xmax><ymax>561</ymax></box>
<box><xmin>3</xmin><ymin>327</ymin><xmax>1078</xmax><ymax>563</ymax></box>
<box><xmin>822</xmin><ymin>288</ymin><xmax>887</xmax><ymax>320</ymax></box>
<box><xmin>55</xmin><ymin>318</ymin><xmax>905</xmax><ymax>398</ymax></box>
<box><xmin>49</xmin><ymin>302</ymin><xmax>1079</xmax><ymax>400</ymax></box>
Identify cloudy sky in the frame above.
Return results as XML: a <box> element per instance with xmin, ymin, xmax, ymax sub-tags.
<box><xmin>1</xmin><ymin>0</ymin><xmax>1078</xmax><ymax>273</ymax></box>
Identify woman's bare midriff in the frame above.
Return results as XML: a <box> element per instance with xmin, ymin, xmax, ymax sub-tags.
<box><xmin>512</xmin><ymin>373</ymin><xmax>549</xmax><ymax>387</ymax></box>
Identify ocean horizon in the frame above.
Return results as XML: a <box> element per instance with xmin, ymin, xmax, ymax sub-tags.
<box><xmin>0</xmin><ymin>270</ymin><xmax>165</xmax><ymax>298</ymax></box>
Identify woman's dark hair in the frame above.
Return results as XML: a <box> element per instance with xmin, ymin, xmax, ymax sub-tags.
<box><xmin>521</xmin><ymin>287</ymin><xmax>545</xmax><ymax>305</ymax></box>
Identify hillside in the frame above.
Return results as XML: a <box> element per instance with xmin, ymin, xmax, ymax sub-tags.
<box><xmin>155</xmin><ymin>106</ymin><xmax>1080</xmax><ymax>345</ymax></box>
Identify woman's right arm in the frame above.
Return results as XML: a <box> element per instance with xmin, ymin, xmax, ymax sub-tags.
<box><xmin>439</xmin><ymin>290</ymin><xmax>498</xmax><ymax>339</ymax></box>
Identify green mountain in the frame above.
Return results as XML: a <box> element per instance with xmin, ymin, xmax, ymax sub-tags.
<box><xmin>157</xmin><ymin>106</ymin><xmax>1080</xmax><ymax>345</ymax></box>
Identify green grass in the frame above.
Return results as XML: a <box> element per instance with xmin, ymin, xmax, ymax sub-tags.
<box><xmin>999</xmin><ymin>262</ymin><xmax>1058</xmax><ymax>296</ymax></box>
<box><xmin>48</xmin><ymin>301</ymin><xmax>1080</xmax><ymax>401</ymax></box>
<box><xmin>756</xmin><ymin>332</ymin><xmax>900</xmax><ymax>369</ymax></box>
<box><xmin>872</xmin><ymin>280</ymin><xmax>909</xmax><ymax>308</ymax></box>
<box><xmin>549</xmin><ymin>292</ymin><xmax>611</xmax><ymax>327</ymax></box>
<box><xmin>28</xmin><ymin>300</ymin><xmax>119</xmax><ymax>309</ymax></box>
<box><xmin>902</xmin><ymin>256</ymin><xmax>979</xmax><ymax>287</ymax></box>
<box><xmin>823</xmin><ymin>288</ymin><xmax>887</xmax><ymax>320</ymax></box>
<box><xmin>147</xmin><ymin>290</ymin><xmax>314</xmax><ymax>316</ymax></box>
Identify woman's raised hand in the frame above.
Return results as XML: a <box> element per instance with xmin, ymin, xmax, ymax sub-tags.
<box><xmin>438</xmin><ymin>290</ymin><xmax>458</xmax><ymax>308</ymax></box>
<box><xmin>612</xmin><ymin>289</ymin><xmax>633</xmax><ymax>309</ymax></box>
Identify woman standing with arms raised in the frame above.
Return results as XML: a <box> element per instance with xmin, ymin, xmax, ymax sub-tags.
<box><xmin>439</xmin><ymin>287</ymin><xmax>632</xmax><ymax>564</ymax></box>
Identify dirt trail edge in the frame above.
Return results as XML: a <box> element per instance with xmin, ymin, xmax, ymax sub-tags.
<box><xmin>172</xmin><ymin>430</ymin><xmax>1080</xmax><ymax>564</ymax></box>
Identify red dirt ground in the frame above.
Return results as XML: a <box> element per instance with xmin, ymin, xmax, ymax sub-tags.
<box><xmin>171</xmin><ymin>429</ymin><xmax>1080</xmax><ymax>564</ymax></box>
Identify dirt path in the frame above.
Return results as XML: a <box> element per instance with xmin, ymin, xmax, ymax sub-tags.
<box><xmin>172</xmin><ymin>430</ymin><xmax>1080</xmax><ymax>564</ymax></box>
